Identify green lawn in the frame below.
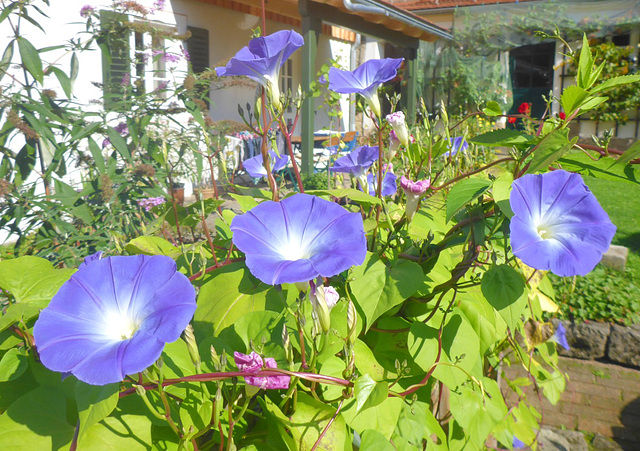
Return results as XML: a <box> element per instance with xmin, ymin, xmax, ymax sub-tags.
<box><xmin>584</xmin><ymin>176</ymin><xmax>640</xmax><ymax>274</ymax></box>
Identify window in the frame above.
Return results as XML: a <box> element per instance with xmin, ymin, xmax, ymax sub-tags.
<box><xmin>100</xmin><ymin>10</ymin><xmax>177</xmax><ymax>109</ymax></box>
<box><xmin>185</xmin><ymin>26</ymin><xmax>210</xmax><ymax>109</ymax></box>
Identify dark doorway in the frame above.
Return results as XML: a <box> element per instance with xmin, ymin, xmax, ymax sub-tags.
<box><xmin>509</xmin><ymin>42</ymin><xmax>555</xmax><ymax>118</ymax></box>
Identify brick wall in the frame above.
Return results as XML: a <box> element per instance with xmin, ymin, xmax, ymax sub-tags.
<box><xmin>502</xmin><ymin>357</ymin><xmax>640</xmax><ymax>449</ymax></box>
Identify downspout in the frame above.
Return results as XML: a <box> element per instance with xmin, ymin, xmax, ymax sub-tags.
<box><xmin>343</xmin><ymin>0</ymin><xmax>390</xmax><ymax>16</ymax></box>
<box><xmin>342</xmin><ymin>0</ymin><xmax>453</xmax><ymax>41</ymax></box>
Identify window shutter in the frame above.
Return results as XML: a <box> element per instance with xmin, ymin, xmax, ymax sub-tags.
<box><xmin>186</xmin><ymin>26</ymin><xmax>209</xmax><ymax>74</ymax></box>
<box><xmin>100</xmin><ymin>10</ymin><xmax>131</xmax><ymax>111</ymax></box>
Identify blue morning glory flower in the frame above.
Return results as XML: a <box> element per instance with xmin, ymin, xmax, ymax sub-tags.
<box><xmin>366</xmin><ymin>170</ymin><xmax>397</xmax><ymax>197</ymax></box>
<box><xmin>443</xmin><ymin>136</ymin><xmax>468</xmax><ymax>158</ymax></box>
<box><xmin>552</xmin><ymin>322</ymin><xmax>570</xmax><ymax>351</ymax></box>
<box><xmin>329</xmin><ymin>145</ymin><xmax>379</xmax><ymax>178</ymax></box>
<box><xmin>33</xmin><ymin>255</ymin><xmax>196</xmax><ymax>385</ymax></box>
<box><xmin>328</xmin><ymin>58</ymin><xmax>403</xmax><ymax>117</ymax></box>
<box><xmin>243</xmin><ymin>150</ymin><xmax>289</xmax><ymax>179</ymax></box>
<box><xmin>215</xmin><ymin>30</ymin><xmax>304</xmax><ymax>109</ymax></box>
<box><xmin>230</xmin><ymin>193</ymin><xmax>366</xmax><ymax>285</ymax></box>
<box><xmin>509</xmin><ymin>170</ymin><xmax>616</xmax><ymax>277</ymax></box>
<box><xmin>513</xmin><ymin>436</ymin><xmax>526</xmax><ymax>449</ymax></box>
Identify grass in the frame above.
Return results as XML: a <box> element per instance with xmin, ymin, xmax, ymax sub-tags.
<box><xmin>584</xmin><ymin>176</ymin><xmax>640</xmax><ymax>274</ymax></box>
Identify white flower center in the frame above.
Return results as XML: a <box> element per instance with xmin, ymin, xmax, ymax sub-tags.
<box><xmin>536</xmin><ymin>224</ymin><xmax>554</xmax><ymax>240</ymax></box>
<box><xmin>279</xmin><ymin>239</ymin><xmax>310</xmax><ymax>261</ymax></box>
<box><xmin>103</xmin><ymin>310</ymin><xmax>139</xmax><ymax>341</ymax></box>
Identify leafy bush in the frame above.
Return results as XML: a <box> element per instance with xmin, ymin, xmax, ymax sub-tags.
<box><xmin>550</xmin><ymin>266</ymin><xmax>640</xmax><ymax>326</ymax></box>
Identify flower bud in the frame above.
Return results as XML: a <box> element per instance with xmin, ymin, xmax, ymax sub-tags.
<box><xmin>265</xmin><ymin>75</ymin><xmax>282</xmax><ymax>111</ymax></box>
<box><xmin>347</xmin><ymin>300</ymin><xmax>357</xmax><ymax>346</ymax></box>
<box><xmin>210</xmin><ymin>345</ymin><xmax>221</xmax><ymax>370</ymax></box>
<box><xmin>386</xmin><ymin>111</ymin><xmax>410</xmax><ymax>149</ymax></box>
<box><xmin>309</xmin><ymin>285</ymin><xmax>332</xmax><ymax>334</ymax></box>
<box><xmin>282</xmin><ymin>324</ymin><xmax>294</xmax><ymax>365</ymax></box>
<box><xmin>183</xmin><ymin>324</ymin><xmax>201</xmax><ymax>369</ymax></box>
<box><xmin>388</xmin><ymin>130</ymin><xmax>401</xmax><ymax>160</ymax></box>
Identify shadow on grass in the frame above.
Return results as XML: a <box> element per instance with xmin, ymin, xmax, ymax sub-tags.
<box><xmin>617</xmin><ymin>232</ymin><xmax>640</xmax><ymax>254</ymax></box>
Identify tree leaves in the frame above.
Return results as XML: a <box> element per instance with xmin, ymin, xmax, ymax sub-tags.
<box><xmin>446</xmin><ymin>178</ymin><xmax>492</xmax><ymax>222</ymax></box>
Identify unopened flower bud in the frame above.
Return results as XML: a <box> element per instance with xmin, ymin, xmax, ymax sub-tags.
<box><xmin>310</xmin><ymin>285</ymin><xmax>332</xmax><ymax>334</ymax></box>
<box><xmin>386</xmin><ymin>111</ymin><xmax>410</xmax><ymax>149</ymax></box>
<box><xmin>282</xmin><ymin>324</ymin><xmax>293</xmax><ymax>364</ymax></box>
<box><xmin>388</xmin><ymin>130</ymin><xmax>401</xmax><ymax>160</ymax></box>
<box><xmin>210</xmin><ymin>345</ymin><xmax>220</xmax><ymax>369</ymax></box>
<box><xmin>183</xmin><ymin>324</ymin><xmax>201</xmax><ymax>368</ymax></box>
<box><xmin>347</xmin><ymin>300</ymin><xmax>357</xmax><ymax>346</ymax></box>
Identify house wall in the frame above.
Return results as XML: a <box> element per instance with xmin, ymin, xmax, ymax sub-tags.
<box><xmin>417</xmin><ymin>0</ymin><xmax>640</xmax><ymax>140</ymax></box>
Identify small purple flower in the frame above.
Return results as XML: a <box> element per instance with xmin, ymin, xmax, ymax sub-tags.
<box><xmin>152</xmin><ymin>0</ymin><xmax>166</xmax><ymax>11</ymax></box>
<box><xmin>400</xmin><ymin>176</ymin><xmax>430</xmax><ymax>221</ymax></box>
<box><xmin>80</xmin><ymin>5</ymin><xmax>95</xmax><ymax>18</ymax></box>
<box><xmin>366</xmin><ymin>170</ymin><xmax>397</xmax><ymax>197</ymax></box>
<box><xmin>121</xmin><ymin>73</ymin><xmax>131</xmax><ymax>86</ymax></box>
<box><xmin>509</xmin><ymin>170</ymin><xmax>616</xmax><ymax>277</ymax></box>
<box><xmin>443</xmin><ymin>136</ymin><xmax>468</xmax><ymax>158</ymax></box>
<box><xmin>181</xmin><ymin>46</ymin><xmax>190</xmax><ymax>62</ymax></box>
<box><xmin>328</xmin><ymin>58</ymin><xmax>403</xmax><ymax>117</ymax></box>
<box><xmin>102</xmin><ymin>138</ymin><xmax>111</xmax><ymax>148</ymax></box>
<box><xmin>552</xmin><ymin>322</ymin><xmax>570</xmax><ymax>351</ymax></box>
<box><xmin>138</xmin><ymin>196</ymin><xmax>166</xmax><ymax>212</ymax></box>
<box><xmin>513</xmin><ymin>436</ymin><xmax>526</xmax><ymax>449</ymax></box>
<box><xmin>234</xmin><ymin>351</ymin><xmax>290</xmax><ymax>389</ymax></box>
<box><xmin>215</xmin><ymin>30</ymin><xmax>304</xmax><ymax>109</ymax></box>
<box><xmin>243</xmin><ymin>150</ymin><xmax>289</xmax><ymax>179</ymax></box>
<box><xmin>231</xmin><ymin>194</ymin><xmax>366</xmax><ymax>285</ymax></box>
<box><xmin>33</xmin><ymin>255</ymin><xmax>196</xmax><ymax>385</ymax></box>
<box><xmin>114</xmin><ymin>122</ymin><xmax>129</xmax><ymax>136</ymax></box>
<box><xmin>386</xmin><ymin>111</ymin><xmax>410</xmax><ymax>149</ymax></box>
<box><xmin>153</xmin><ymin>50</ymin><xmax>181</xmax><ymax>63</ymax></box>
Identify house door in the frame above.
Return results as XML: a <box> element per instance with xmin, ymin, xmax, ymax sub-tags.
<box><xmin>509</xmin><ymin>42</ymin><xmax>555</xmax><ymax>118</ymax></box>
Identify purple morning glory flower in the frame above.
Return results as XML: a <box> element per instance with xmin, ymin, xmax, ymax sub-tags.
<box><xmin>366</xmin><ymin>170</ymin><xmax>397</xmax><ymax>197</ymax></box>
<box><xmin>443</xmin><ymin>136</ymin><xmax>468</xmax><ymax>158</ymax></box>
<box><xmin>513</xmin><ymin>436</ymin><xmax>526</xmax><ymax>449</ymax></box>
<box><xmin>230</xmin><ymin>193</ymin><xmax>366</xmax><ymax>285</ymax></box>
<box><xmin>215</xmin><ymin>30</ymin><xmax>304</xmax><ymax>109</ymax></box>
<box><xmin>329</xmin><ymin>145</ymin><xmax>379</xmax><ymax>178</ymax></box>
<box><xmin>552</xmin><ymin>322</ymin><xmax>570</xmax><ymax>351</ymax></box>
<box><xmin>509</xmin><ymin>170</ymin><xmax>616</xmax><ymax>277</ymax></box>
<box><xmin>243</xmin><ymin>150</ymin><xmax>289</xmax><ymax>179</ymax></box>
<box><xmin>400</xmin><ymin>176</ymin><xmax>430</xmax><ymax>221</ymax></box>
<box><xmin>79</xmin><ymin>250</ymin><xmax>104</xmax><ymax>269</ymax></box>
<box><xmin>33</xmin><ymin>255</ymin><xmax>196</xmax><ymax>385</ymax></box>
<box><xmin>234</xmin><ymin>351</ymin><xmax>290</xmax><ymax>390</ymax></box>
<box><xmin>328</xmin><ymin>58</ymin><xmax>403</xmax><ymax>117</ymax></box>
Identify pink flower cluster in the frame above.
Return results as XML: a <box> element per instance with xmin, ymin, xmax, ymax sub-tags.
<box><xmin>137</xmin><ymin>196</ymin><xmax>165</xmax><ymax>212</ymax></box>
<box><xmin>234</xmin><ymin>351</ymin><xmax>290</xmax><ymax>390</ymax></box>
<box><xmin>400</xmin><ymin>176</ymin><xmax>430</xmax><ymax>195</ymax></box>
<box><xmin>80</xmin><ymin>5</ymin><xmax>95</xmax><ymax>18</ymax></box>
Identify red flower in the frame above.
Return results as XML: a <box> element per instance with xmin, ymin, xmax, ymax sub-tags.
<box><xmin>507</xmin><ymin>116</ymin><xmax>517</xmax><ymax>124</ymax></box>
<box><xmin>518</xmin><ymin>102</ymin><xmax>532</xmax><ymax>115</ymax></box>
<box><xmin>559</xmin><ymin>112</ymin><xmax>566</xmax><ymax>120</ymax></box>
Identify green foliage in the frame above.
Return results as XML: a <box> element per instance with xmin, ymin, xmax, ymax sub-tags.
<box><xmin>550</xmin><ymin>266</ymin><xmax>640</xmax><ymax>325</ymax></box>
<box><xmin>2</xmin><ymin>5</ymin><xmax>640</xmax><ymax>451</ymax></box>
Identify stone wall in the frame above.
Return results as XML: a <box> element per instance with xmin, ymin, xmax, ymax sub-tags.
<box><xmin>502</xmin><ymin>357</ymin><xmax>640</xmax><ymax>449</ymax></box>
<box><xmin>555</xmin><ymin>320</ymin><xmax>640</xmax><ymax>368</ymax></box>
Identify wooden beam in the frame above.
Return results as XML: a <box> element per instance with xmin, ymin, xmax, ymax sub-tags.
<box><xmin>305</xmin><ymin>1</ymin><xmax>421</xmax><ymax>49</ymax></box>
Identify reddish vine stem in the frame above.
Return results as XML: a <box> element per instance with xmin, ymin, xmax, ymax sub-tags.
<box><xmin>310</xmin><ymin>398</ymin><xmax>345</xmax><ymax>451</ymax></box>
<box><xmin>278</xmin><ymin>119</ymin><xmax>304</xmax><ymax>192</ymax></box>
<box><xmin>118</xmin><ymin>369</ymin><xmax>352</xmax><ymax>398</ymax></box>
